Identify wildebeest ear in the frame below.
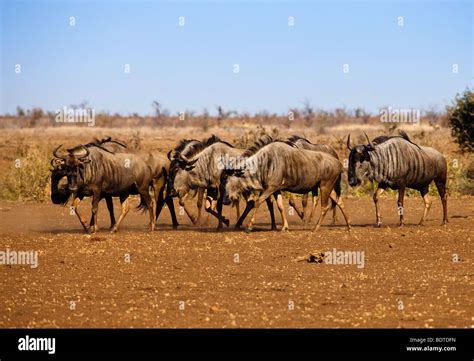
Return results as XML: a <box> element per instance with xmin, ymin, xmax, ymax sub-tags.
<box><xmin>82</xmin><ymin>158</ymin><xmax>91</xmax><ymax>163</ymax></box>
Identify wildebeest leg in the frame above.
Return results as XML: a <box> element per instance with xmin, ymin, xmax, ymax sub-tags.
<box><xmin>275</xmin><ymin>192</ymin><xmax>289</xmax><ymax>231</ymax></box>
<box><xmin>236</xmin><ymin>200</ymin><xmax>254</xmax><ymax>229</ymax></box>
<box><xmin>434</xmin><ymin>177</ymin><xmax>448</xmax><ymax>225</ymax></box>
<box><xmin>312</xmin><ymin>182</ymin><xmax>332</xmax><ymax>232</ymax></box>
<box><xmin>234</xmin><ymin>201</ymin><xmax>240</xmax><ymax>223</ymax></box>
<box><xmin>89</xmin><ymin>190</ymin><xmax>101</xmax><ymax>234</ymax></box>
<box><xmin>179</xmin><ymin>198</ymin><xmax>197</xmax><ymax>224</ymax></box>
<box><xmin>195</xmin><ymin>188</ymin><xmax>205</xmax><ymax>225</ymax></box>
<box><xmin>329</xmin><ymin>191</ymin><xmax>351</xmax><ymax>230</ymax></box>
<box><xmin>155</xmin><ymin>187</ymin><xmax>165</xmax><ymax>219</ymax></box>
<box><xmin>266</xmin><ymin>197</ymin><xmax>277</xmax><ymax>230</ymax></box>
<box><xmin>72</xmin><ymin>196</ymin><xmax>89</xmax><ymax>231</ymax></box>
<box><xmin>288</xmin><ymin>194</ymin><xmax>304</xmax><ymax>220</ymax></box>
<box><xmin>301</xmin><ymin>194</ymin><xmax>309</xmax><ymax>224</ymax></box>
<box><xmin>204</xmin><ymin>198</ymin><xmax>230</xmax><ymax>227</ymax></box>
<box><xmin>307</xmin><ymin>189</ymin><xmax>320</xmax><ymax>224</ymax></box>
<box><xmin>373</xmin><ymin>185</ymin><xmax>385</xmax><ymax>227</ymax></box>
<box><xmin>236</xmin><ymin>198</ymin><xmax>277</xmax><ymax>230</ymax></box>
<box><xmin>154</xmin><ymin>179</ymin><xmax>166</xmax><ymax>221</ymax></box>
<box><xmin>139</xmin><ymin>188</ymin><xmax>155</xmax><ymax>231</ymax></box>
<box><xmin>111</xmin><ymin>195</ymin><xmax>130</xmax><ymax>233</ymax></box>
<box><xmin>216</xmin><ymin>195</ymin><xmax>224</xmax><ymax>230</ymax></box>
<box><xmin>397</xmin><ymin>186</ymin><xmax>406</xmax><ymax>227</ymax></box>
<box><xmin>246</xmin><ymin>189</ymin><xmax>275</xmax><ymax>232</ymax></box>
<box><xmin>165</xmin><ymin>196</ymin><xmax>179</xmax><ymax>228</ymax></box>
<box><xmin>418</xmin><ymin>186</ymin><xmax>432</xmax><ymax>226</ymax></box>
<box><xmin>105</xmin><ymin>196</ymin><xmax>116</xmax><ymax>229</ymax></box>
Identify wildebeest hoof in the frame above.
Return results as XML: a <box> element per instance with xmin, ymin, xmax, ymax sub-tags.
<box><xmin>245</xmin><ymin>227</ymin><xmax>253</xmax><ymax>233</ymax></box>
<box><xmin>281</xmin><ymin>227</ymin><xmax>289</xmax><ymax>232</ymax></box>
<box><xmin>223</xmin><ymin>219</ymin><xmax>230</xmax><ymax>227</ymax></box>
<box><xmin>110</xmin><ymin>227</ymin><xmax>118</xmax><ymax>233</ymax></box>
<box><xmin>375</xmin><ymin>222</ymin><xmax>382</xmax><ymax>228</ymax></box>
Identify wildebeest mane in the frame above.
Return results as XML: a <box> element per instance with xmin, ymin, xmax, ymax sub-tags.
<box><xmin>286</xmin><ymin>135</ymin><xmax>311</xmax><ymax>145</ymax></box>
<box><xmin>284</xmin><ymin>135</ymin><xmax>312</xmax><ymax>148</ymax></box>
<box><xmin>174</xmin><ymin>135</ymin><xmax>234</xmax><ymax>160</ymax></box>
<box><xmin>66</xmin><ymin>137</ymin><xmax>127</xmax><ymax>155</ymax></box>
<box><xmin>174</xmin><ymin>139</ymin><xmax>202</xmax><ymax>156</ymax></box>
<box><xmin>241</xmin><ymin>135</ymin><xmax>276</xmax><ymax>157</ymax></box>
<box><xmin>203</xmin><ymin>134</ymin><xmax>234</xmax><ymax>149</ymax></box>
<box><xmin>372</xmin><ymin>130</ymin><xmax>420</xmax><ymax>149</ymax></box>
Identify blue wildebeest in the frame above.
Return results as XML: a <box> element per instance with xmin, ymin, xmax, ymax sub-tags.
<box><xmin>223</xmin><ymin>141</ymin><xmax>351</xmax><ymax>232</ymax></box>
<box><xmin>51</xmin><ymin>137</ymin><xmax>127</xmax><ymax>230</ymax></box>
<box><xmin>285</xmin><ymin>135</ymin><xmax>339</xmax><ymax>225</ymax></box>
<box><xmin>52</xmin><ymin>137</ymin><xmax>179</xmax><ymax>231</ymax></box>
<box><xmin>168</xmin><ymin>135</ymin><xmax>278</xmax><ymax>230</ymax></box>
<box><xmin>52</xmin><ymin>144</ymin><xmax>156</xmax><ymax>233</ymax></box>
<box><xmin>347</xmin><ymin>131</ymin><xmax>448</xmax><ymax>226</ymax></box>
<box><xmin>167</xmin><ymin>136</ymin><xmax>232</xmax><ymax>227</ymax></box>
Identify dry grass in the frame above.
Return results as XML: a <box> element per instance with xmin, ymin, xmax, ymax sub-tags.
<box><xmin>0</xmin><ymin>124</ymin><xmax>471</xmax><ymax>202</ymax></box>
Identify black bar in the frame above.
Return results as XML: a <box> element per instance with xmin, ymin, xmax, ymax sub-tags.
<box><xmin>0</xmin><ymin>329</ymin><xmax>472</xmax><ymax>357</ymax></box>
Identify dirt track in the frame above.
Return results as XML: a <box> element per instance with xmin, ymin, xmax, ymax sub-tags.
<box><xmin>0</xmin><ymin>196</ymin><xmax>473</xmax><ymax>328</ymax></box>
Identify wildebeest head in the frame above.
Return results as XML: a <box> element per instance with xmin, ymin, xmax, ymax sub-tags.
<box><xmin>52</xmin><ymin>144</ymin><xmax>91</xmax><ymax>192</ymax></box>
<box><xmin>167</xmin><ymin>152</ymin><xmax>198</xmax><ymax>198</ymax></box>
<box><xmin>50</xmin><ymin>157</ymin><xmax>71</xmax><ymax>204</ymax></box>
<box><xmin>347</xmin><ymin>133</ymin><xmax>375</xmax><ymax>187</ymax></box>
<box><xmin>222</xmin><ymin>168</ymin><xmax>245</xmax><ymax>204</ymax></box>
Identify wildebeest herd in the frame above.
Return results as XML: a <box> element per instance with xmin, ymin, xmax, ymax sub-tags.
<box><xmin>50</xmin><ymin>131</ymin><xmax>448</xmax><ymax>233</ymax></box>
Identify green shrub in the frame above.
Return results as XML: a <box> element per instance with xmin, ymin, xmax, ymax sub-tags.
<box><xmin>447</xmin><ymin>89</ymin><xmax>474</xmax><ymax>153</ymax></box>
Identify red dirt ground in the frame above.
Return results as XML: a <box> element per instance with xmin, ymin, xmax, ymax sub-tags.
<box><xmin>0</xmin><ymin>196</ymin><xmax>472</xmax><ymax>328</ymax></box>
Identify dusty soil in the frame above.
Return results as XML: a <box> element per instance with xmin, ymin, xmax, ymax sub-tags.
<box><xmin>0</xmin><ymin>196</ymin><xmax>472</xmax><ymax>328</ymax></box>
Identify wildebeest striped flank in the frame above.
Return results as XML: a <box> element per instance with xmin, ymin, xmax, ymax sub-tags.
<box><xmin>223</xmin><ymin>141</ymin><xmax>351</xmax><ymax>231</ymax></box>
<box><xmin>347</xmin><ymin>131</ymin><xmax>448</xmax><ymax>226</ymax></box>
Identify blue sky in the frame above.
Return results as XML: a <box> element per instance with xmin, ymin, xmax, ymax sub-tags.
<box><xmin>1</xmin><ymin>0</ymin><xmax>472</xmax><ymax>116</ymax></box>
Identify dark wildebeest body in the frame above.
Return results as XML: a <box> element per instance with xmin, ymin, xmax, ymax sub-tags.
<box><xmin>347</xmin><ymin>131</ymin><xmax>448</xmax><ymax>226</ymax></box>
<box><xmin>53</xmin><ymin>144</ymin><xmax>156</xmax><ymax>233</ymax></box>
<box><xmin>169</xmin><ymin>136</ymin><xmax>278</xmax><ymax>230</ymax></box>
<box><xmin>284</xmin><ymin>135</ymin><xmax>339</xmax><ymax>225</ymax></box>
<box><xmin>167</xmin><ymin>137</ymin><xmax>232</xmax><ymax>227</ymax></box>
<box><xmin>51</xmin><ymin>138</ymin><xmax>127</xmax><ymax>230</ymax></box>
<box><xmin>223</xmin><ymin>141</ymin><xmax>351</xmax><ymax>231</ymax></box>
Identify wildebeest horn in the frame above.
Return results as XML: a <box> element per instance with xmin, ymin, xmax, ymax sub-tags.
<box><xmin>184</xmin><ymin>158</ymin><xmax>198</xmax><ymax>170</ymax></box>
<box><xmin>53</xmin><ymin>145</ymin><xmax>67</xmax><ymax>160</ymax></box>
<box><xmin>76</xmin><ymin>145</ymin><xmax>90</xmax><ymax>160</ymax></box>
<box><xmin>346</xmin><ymin>134</ymin><xmax>352</xmax><ymax>151</ymax></box>
<box><xmin>167</xmin><ymin>150</ymin><xmax>173</xmax><ymax>161</ymax></box>
<box><xmin>364</xmin><ymin>133</ymin><xmax>375</xmax><ymax>150</ymax></box>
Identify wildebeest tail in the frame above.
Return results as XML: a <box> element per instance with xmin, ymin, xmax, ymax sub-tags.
<box><xmin>136</xmin><ymin>194</ymin><xmax>149</xmax><ymax>213</ymax></box>
<box><xmin>331</xmin><ymin>172</ymin><xmax>342</xmax><ymax>209</ymax></box>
